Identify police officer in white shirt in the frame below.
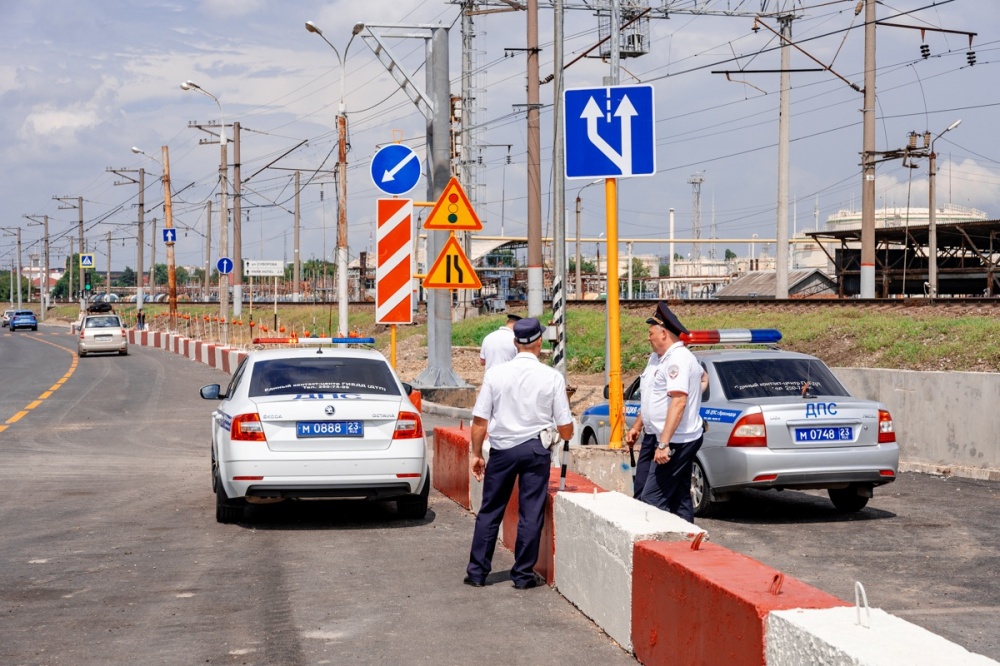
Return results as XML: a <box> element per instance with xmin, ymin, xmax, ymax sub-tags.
<box><xmin>465</xmin><ymin>317</ymin><xmax>574</xmax><ymax>589</ymax></box>
<box><xmin>624</xmin><ymin>302</ymin><xmax>705</xmax><ymax>522</ymax></box>
<box><xmin>479</xmin><ymin>313</ymin><xmax>521</xmax><ymax>371</ymax></box>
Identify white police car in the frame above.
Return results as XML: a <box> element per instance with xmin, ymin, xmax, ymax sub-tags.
<box><xmin>579</xmin><ymin>329</ymin><xmax>899</xmax><ymax>515</ymax></box>
<box><xmin>200</xmin><ymin>338</ymin><xmax>429</xmax><ymax>523</ymax></box>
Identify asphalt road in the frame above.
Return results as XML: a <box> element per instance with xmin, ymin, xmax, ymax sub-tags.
<box><xmin>697</xmin><ymin>475</ymin><xmax>1000</xmax><ymax>661</ymax></box>
<box><xmin>0</xmin><ymin>326</ymin><xmax>633</xmax><ymax>666</ymax></box>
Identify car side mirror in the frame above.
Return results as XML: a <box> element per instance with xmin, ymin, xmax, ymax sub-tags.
<box><xmin>603</xmin><ymin>384</ymin><xmax>610</xmax><ymax>400</ymax></box>
<box><xmin>200</xmin><ymin>384</ymin><xmax>222</xmax><ymax>400</ymax></box>
<box><xmin>402</xmin><ymin>382</ymin><xmax>413</xmax><ymax>396</ymax></box>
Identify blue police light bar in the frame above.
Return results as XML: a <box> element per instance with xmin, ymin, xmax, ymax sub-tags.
<box><xmin>681</xmin><ymin>329</ymin><xmax>782</xmax><ymax>346</ymax></box>
<box><xmin>252</xmin><ymin>337</ymin><xmax>376</xmax><ymax>345</ymax></box>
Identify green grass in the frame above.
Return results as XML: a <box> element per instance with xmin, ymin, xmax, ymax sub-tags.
<box><xmin>44</xmin><ymin>303</ymin><xmax>1000</xmax><ymax>373</ymax></box>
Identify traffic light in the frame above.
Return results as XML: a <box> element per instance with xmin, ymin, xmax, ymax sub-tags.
<box><xmin>84</xmin><ymin>271</ymin><xmax>92</xmax><ymax>292</ymax></box>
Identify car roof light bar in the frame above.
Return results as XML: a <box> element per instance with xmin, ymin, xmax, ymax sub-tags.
<box><xmin>681</xmin><ymin>329</ymin><xmax>782</xmax><ymax>346</ymax></box>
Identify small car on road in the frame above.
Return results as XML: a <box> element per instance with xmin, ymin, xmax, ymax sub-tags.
<box><xmin>200</xmin><ymin>339</ymin><xmax>430</xmax><ymax>523</ymax></box>
<box><xmin>9</xmin><ymin>310</ymin><xmax>38</xmax><ymax>332</ymax></box>
<box><xmin>77</xmin><ymin>314</ymin><xmax>128</xmax><ymax>356</ymax></box>
<box><xmin>2</xmin><ymin>309</ymin><xmax>15</xmax><ymax>328</ymax></box>
<box><xmin>579</xmin><ymin>329</ymin><xmax>899</xmax><ymax>515</ymax></box>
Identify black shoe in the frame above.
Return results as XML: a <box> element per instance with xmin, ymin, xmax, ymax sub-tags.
<box><xmin>463</xmin><ymin>575</ymin><xmax>485</xmax><ymax>588</ymax></box>
<box><xmin>512</xmin><ymin>578</ymin><xmax>539</xmax><ymax>590</ymax></box>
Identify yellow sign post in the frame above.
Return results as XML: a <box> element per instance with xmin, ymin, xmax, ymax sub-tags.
<box><xmin>606</xmin><ymin>178</ymin><xmax>624</xmax><ymax>450</ymax></box>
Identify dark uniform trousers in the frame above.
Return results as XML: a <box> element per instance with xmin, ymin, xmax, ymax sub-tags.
<box><xmin>466</xmin><ymin>437</ymin><xmax>551</xmax><ymax>586</ymax></box>
<box><xmin>636</xmin><ymin>432</ymin><xmax>704</xmax><ymax>523</ymax></box>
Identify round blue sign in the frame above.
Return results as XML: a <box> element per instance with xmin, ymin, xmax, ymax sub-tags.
<box><xmin>370</xmin><ymin>144</ymin><xmax>421</xmax><ymax>196</ymax></box>
<box><xmin>217</xmin><ymin>257</ymin><xmax>233</xmax><ymax>275</ymax></box>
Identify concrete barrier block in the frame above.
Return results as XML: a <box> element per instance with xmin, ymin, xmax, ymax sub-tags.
<box><xmin>193</xmin><ymin>340</ymin><xmax>202</xmax><ymax>361</ymax></box>
<box><xmin>410</xmin><ymin>389</ymin><xmax>422</xmax><ymax>413</ymax></box>
<box><xmin>433</xmin><ymin>426</ymin><xmax>472</xmax><ymax>510</ymax></box>
<box><xmin>632</xmin><ymin>541</ymin><xmax>846</xmax><ymax>666</ymax></box>
<box><xmin>500</xmin><ymin>468</ymin><xmax>607</xmax><ymax>585</ymax></box>
<box><xmin>553</xmin><ymin>491</ymin><xmax>706</xmax><ymax>651</ymax></box>
<box><xmin>151</xmin><ymin>331</ymin><xmax>161</xmax><ymax>348</ymax></box>
<box><xmin>767</xmin><ymin>607</ymin><xmax>999</xmax><ymax>666</ymax></box>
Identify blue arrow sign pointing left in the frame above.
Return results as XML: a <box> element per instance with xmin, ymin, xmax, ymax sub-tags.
<box><xmin>371</xmin><ymin>144</ymin><xmax>421</xmax><ymax>196</ymax></box>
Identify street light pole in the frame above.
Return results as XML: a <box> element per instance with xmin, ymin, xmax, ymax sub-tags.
<box><xmin>306</xmin><ymin>21</ymin><xmax>363</xmax><ymax>337</ymax></box>
<box><xmin>574</xmin><ymin>179</ymin><xmax>602</xmax><ymax>300</ymax></box>
<box><xmin>928</xmin><ymin>119</ymin><xmax>961</xmax><ymax>299</ymax></box>
<box><xmin>181</xmin><ymin>80</ymin><xmax>230</xmax><ymax>335</ymax></box>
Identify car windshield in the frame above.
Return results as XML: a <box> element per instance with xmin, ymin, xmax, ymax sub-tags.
<box><xmin>248</xmin><ymin>357</ymin><xmax>401</xmax><ymax>398</ymax></box>
<box><xmin>713</xmin><ymin>358</ymin><xmax>850</xmax><ymax>400</ymax></box>
<box><xmin>86</xmin><ymin>316</ymin><xmax>120</xmax><ymax>328</ymax></box>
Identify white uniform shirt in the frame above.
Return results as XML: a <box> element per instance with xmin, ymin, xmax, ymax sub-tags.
<box><xmin>637</xmin><ymin>351</ymin><xmax>662</xmax><ymax>435</ymax></box>
<box><xmin>640</xmin><ymin>342</ymin><xmax>704</xmax><ymax>444</ymax></box>
<box><xmin>473</xmin><ymin>352</ymin><xmax>574</xmax><ymax>450</ymax></box>
<box><xmin>479</xmin><ymin>326</ymin><xmax>517</xmax><ymax>371</ymax></box>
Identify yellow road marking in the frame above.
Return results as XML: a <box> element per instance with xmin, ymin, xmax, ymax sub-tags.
<box><xmin>3</xmin><ymin>336</ymin><xmax>78</xmax><ymax>429</ymax></box>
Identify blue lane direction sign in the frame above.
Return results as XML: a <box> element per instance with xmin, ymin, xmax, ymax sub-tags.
<box><xmin>370</xmin><ymin>144</ymin><xmax>421</xmax><ymax>196</ymax></box>
<box><xmin>564</xmin><ymin>84</ymin><xmax>656</xmax><ymax>179</ymax></box>
<box><xmin>162</xmin><ymin>228</ymin><xmax>177</xmax><ymax>243</ymax></box>
<box><xmin>217</xmin><ymin>257</ymin><xmax>233</xmax><ymax>275</ymax></box>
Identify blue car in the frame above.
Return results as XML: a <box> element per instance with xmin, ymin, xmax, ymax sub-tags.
<box><xmin>579</xmin><ymin>329</ymin><xmax>900</xmax><ymax>516</ymax></box>
<box><xmin>8</xmin><ymin>310</ymin><xmax>38</xmax><ymax>332</ymax></box>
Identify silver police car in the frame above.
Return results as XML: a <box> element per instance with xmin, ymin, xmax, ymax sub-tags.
<box><xmin>579</xmin><ymin>329</ymin><xmax>899</xmax><ymax>515</ymax></box>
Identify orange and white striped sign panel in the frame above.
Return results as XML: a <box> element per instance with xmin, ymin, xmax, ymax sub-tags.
<box><xmin>376</xmin><ymin>199</ymin><xmax>414</xmax><ymax>324</ymax></box>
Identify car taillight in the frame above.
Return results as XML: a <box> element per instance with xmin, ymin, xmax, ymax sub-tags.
<box><xmin>79</xmin><ymin>330</ymin><xmax>85</xmax><ymax>340</ymax></box>
<box><xmin>727</xmin><ymin>411</ymin><xmax>767</xmax><ymax>447</ymax></box>
<box><xmin>878</xmin><ymin>410</ymin><xmax>895</xmax><ymax>443</ymax></box>
<box><xmin>231</xmin><ymin>413</ymin><xmax>267</xmax><ymax>442</ymax></box>
<box><xmin>393</xmin><ymin>411</ymin><xmax>423</xmax><ymax>439</ymax></box>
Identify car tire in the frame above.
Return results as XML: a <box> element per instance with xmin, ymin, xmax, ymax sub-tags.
<box><xmin>119</xmin><ymin>349</ymin><xmax>128</xmax><ymax>356</ymax></box>
<box><xmin>582</xmin><ymin>429</ymin><xmax>598</xmax><ymax>446</ymax></box>
<box><xmin>215</xmin><ymin>471</ymin><xmax>247</xmax><ymax>524</ymax></box>
<box><xmin>397</xmin><ymin>470</ymin><xmax>430</xmax><ymax>520</ymax></box>
<box><xmin>691</xmin><ymin>459</ymin><xmax>714</xmax><ymax>517</ymax></box>
<box><xmin>78</xmin><ymin>351</ymin><xmax>86</xmax><ymax>357</ymax></box>
<box><xmin>828</xmin><ymin>486</ymin><xmax>870</xmax><ymax>512</ymax></box>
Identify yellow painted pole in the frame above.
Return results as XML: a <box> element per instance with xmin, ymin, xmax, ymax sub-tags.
<box><xmin>391</xmin><ymin>323</ymin><xmax>397</xmax><ymax>369</ymax></box>
<box><xmin>605</xmin><ymin>177</ymin><xmax>624</xmax><ymax>450</ymax></box>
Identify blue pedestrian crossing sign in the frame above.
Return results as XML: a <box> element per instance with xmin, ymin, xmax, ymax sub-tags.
<box><xmin>564</xmin><ymin>84</ymin><xmax>656</xmax><ymax>179</ymax></box>
<box><xmin>162</xmin><ymin>228</ymin><xmax>177</xmax><ymax>244</ymax></box>
<box><xmin>79</xmin><ymin>254</ymin><xmax>95</xmax><ymax>269</ymax></box>
<box><xmin>370</xmin><ymin>144</ymin><xmax>421</xmax><ymax>196</ymax></box>
<box><xmin>217</xmin><ymin>257</ymin><xmax>233</xmax><ymax>275</ymax></box>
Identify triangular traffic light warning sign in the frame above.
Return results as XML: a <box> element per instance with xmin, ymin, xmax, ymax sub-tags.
<box><xmin>424</xmin><ymin>177</ymin><xmax>483</xmax><ymax>231</ymax></box>
<box><xmin>423</xmin><ymin>234</ymin><xmax>482</xmax><ymax>289</ymax></box>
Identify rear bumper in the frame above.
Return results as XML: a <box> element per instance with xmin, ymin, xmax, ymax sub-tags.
<box><xmin>221</xmin><ymin>456</ymin><xmax>428</xmax><ymax>499</ymax></box>
<box><xmin>703</xmin><ymin>442</ymin><xmax>899</xmax><ymax>494</ymax></box>
<box><xmin>79</xmin><ymin>339</ymin><xmax>128</xmax><ymax>353</ymax></box>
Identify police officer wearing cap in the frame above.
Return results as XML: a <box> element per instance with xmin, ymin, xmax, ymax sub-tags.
<box><xmin>465</xmin><ymin>317</ymin><xmax>574</xmax><ymax>589</ymax></box>
<box><xmin>479</xmin><ymin>313</ymin><xmax>521</xmax><ymax>371</ymax></box>
<box><xmin>623</xmin><ymin>302</ymin><xmax>706</xmax><ymax>522</ymax></box>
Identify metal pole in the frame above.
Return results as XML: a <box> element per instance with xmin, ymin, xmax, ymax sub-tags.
<box><xmin>150</xmin><ymin>217</ymin><xmax>156</xmax><ymax>297</ymax></box>
<box><xmin>220</xmin><ymin>131</ymin><xmax>230</xmax><ymax>340</ymax></box>
<box><xmin>860</xmin><ymin>0</ymin><xmax>877</xmax><ymax>298</ymax></box>
<box><xmin>137</xmin><ymin>169</ymin><xmax>145</xmax><ymax>311</ymax></box>
<box><xmin>16</xmin><ymin>228</ymin><xmax>22</xmax><ymax>310</ymax></box>
<box><xmin>106</xmin><ymin>231</ymin><xmax>111</xmax><ymax>299</ymax></box>
<box><xmin>162</xmin><ymin>146</ymin><xmax>178</xmax><ymax>328</ymax></box>
<box><xmin>294</xmin><ymin>170</ymin><xmax>301</xmax><ymax>302</ymax></box>
<box><xmin>669</xmin><ymin>207</ymin><xmax>674</xmax><ymax>292</ymax></box>
<box><xmin>928</xmin><ymin>149</ymin><xmax>938</xmax><ymax>298</ymax></box>
<box><xmin>204</xmin><ymin>200</ymin><xmax>212</xmax><ymax>302</ymax></box>
<box><xmin>775</xmin><ymin>14</ymin><xmax>792</xmax><ymax>299</ymax></box>
<box><xmin>551</xmin><ymin>0</ymin><xmax>567</xmax><ymax>377</ymax></box>
<box><xmin>42</xmin><ymin>216</ymin><xmax>49</xmax><ymax>320</ymax></box>
<box><xmin>336</xmin><ymin>106</ymin><xmax>349</xmax><ymax>334</ymax></box>
<box><xmin>575</xmin><ymin>194</ymin><xmax>582</xmax><ymax>299</ymax></box>
<box><xmin>232</xmin><ymin>121</ymin><xmax>243</xmax><ymax>317</ymax></box>
<box><xmin>605</xmin><ymin>178</ymin><xmax>624</xmax><ymax>449</ymax></box>
<box><xmin>68</xmin><ymin>237</ymin><xmax>74</xmax><ymax>304</ymax></box>
<box><xmin>526</xmin><ymin>0</ymin><xmax>543</xmax><ymax>318</ymax></box>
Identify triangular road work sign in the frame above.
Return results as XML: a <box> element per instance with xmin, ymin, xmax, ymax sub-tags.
<box><xmin>424</xmin><ymin>177</ymin><xmax>482</xmax><ymax>231</ymax></box>
<box><xmin>423</xmin><ymin>234</ymin><xmax>482</xmax><ymax>289</ymax></box>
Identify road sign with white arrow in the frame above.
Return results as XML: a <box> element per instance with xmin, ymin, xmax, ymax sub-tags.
<box><xmin>162</xmin><ymin>228</ymin><xmax>177</xmax><ymax>244</ymax></box>
<box><xmin>564</xmin><ymin>85</ymin><xmax>656</xmax><ymax>179</ymax></box>
<box><xmin>370</xmin><ymin>144</ymin><xmax>421</xmax><ymax>196</ymax></box>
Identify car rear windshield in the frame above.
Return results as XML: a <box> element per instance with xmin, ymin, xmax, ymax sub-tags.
<box><xmin>248</xmin><ymin>357</ymin><xmax>401</xmax><ymax>398</ymax></box>
<box><xmin>713</xmin><ymin>358</ymin><xmax>850</xmax><ymax>400</ymax></box>
<box><xmin>85</xmin><ymin>316</ymin><xmax>121</xmax><ymax>328</ymax></box>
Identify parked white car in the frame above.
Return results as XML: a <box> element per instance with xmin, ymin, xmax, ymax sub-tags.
<box><xmin>200</xmin><ymin>341</ymin><xmax>429</xmax><ymax>523</ymax></box>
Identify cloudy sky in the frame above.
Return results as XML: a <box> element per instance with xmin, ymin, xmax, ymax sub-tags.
<box><xmin>1</xmin><ymin>0</ymin><xmax>997</xmax><ymax>274</ymax></box>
